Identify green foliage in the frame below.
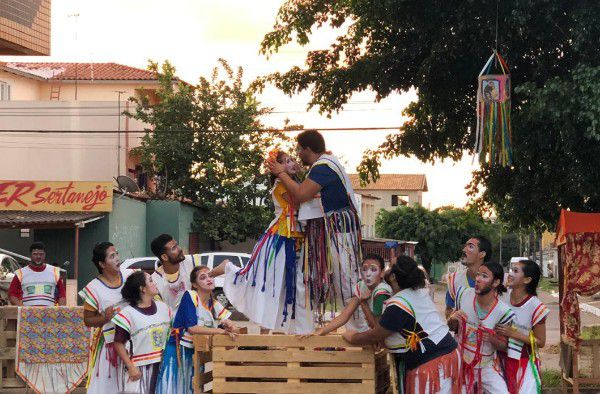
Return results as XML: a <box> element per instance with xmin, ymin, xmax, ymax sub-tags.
<box><xmin>126</xmin><ymin>60</ymin><xmax>287</xmax><ymax>244</ymax></box>
<box><xmin>376</xmin><ymin>205</ymin><xmax>496</xmax><ymax>266</ymax></box>
<box><xmin>468</xmin><ymin>65</ymin><xmax>600</xmax><ymax>230</ymax></box>
<box><xmin>261</xmin><ymin>1</ymin><xmax>600</xmax><ymax>229</ymax></box>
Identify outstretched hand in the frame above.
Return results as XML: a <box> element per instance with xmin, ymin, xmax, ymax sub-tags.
<box><xmin>266</xmin><ymin>158</ymin><xmax>285</xmax><ymax>175</ymax></box>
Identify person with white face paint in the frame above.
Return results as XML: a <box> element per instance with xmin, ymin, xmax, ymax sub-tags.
<box><xmin>448</xmin><ymin>262</ymin><xmax>514</xmax><ymax>394</ymax></box>
<box><xmin>306</xmin><ymin>254</ymin><xmax>392</xmax><ymax>336</ymax></box>
<box><xmin>343</xmin><ymin>255</ymin><xmax>460</xmax><ymax>394</ymax></box>
<box><xmin>496</xmin><ymin>260</ymin><xmax>548</xmax><ymax>394</ymax></box>
<box><xmin>158</xmin><ymin>265</ymin><xmax>239</xmax><ymax>393</ymax></box>
<box><xmin>79</xmin><ymin>242</ymin><xmax>137</xmax><ymax>394</ymax></box>
<box><xmin>210</xmin><ymin>149</ymin><xmax>313</xmax><ymax>335</ymax></box>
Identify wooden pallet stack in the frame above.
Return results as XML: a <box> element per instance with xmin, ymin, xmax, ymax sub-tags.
<box><xmin>194</xmin><ymin>333</ymin><xmax>390</xmax><ymax>394</ymax></box>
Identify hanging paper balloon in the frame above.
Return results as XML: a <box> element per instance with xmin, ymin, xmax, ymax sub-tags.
<box><xmin>474</xmin><ymin>50</ymin><xmax>512</xmax><ymax>166</ymax></box>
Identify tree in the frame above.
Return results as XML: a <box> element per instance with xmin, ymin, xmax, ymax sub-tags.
<box><xmin>376</xmin><ymin>205</ymin><xmax>520</xmax><ymax>276</ymax></box>
<box><xmin>260</xmin><ymin>1</ymin><xmax>600</xmax><ymax>229</ymax></box>
<box><xmin>127</xmin><ymin>60</ymin><xmax>287</xmax><ymax>246</ymax></box>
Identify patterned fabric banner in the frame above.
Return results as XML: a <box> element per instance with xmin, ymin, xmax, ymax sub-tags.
<box><xmin>560</xmin><ymin>233</ymin><xmax>600</xmax><ymax>346</ymax></box>
<box><xmin>16</xmin><ymin>307</ymin><xmax>90</xmax><ymax>393</ymax></box>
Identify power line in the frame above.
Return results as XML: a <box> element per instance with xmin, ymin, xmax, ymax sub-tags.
<box><xmin>0</xmin><ymin>126</ymin><xmax>401</xmax><ymax>134</ymax></box>
<box><xmin>0</xmin><ymin>108</ymin><xmax>398</xmax><ymax>116</ymax></box>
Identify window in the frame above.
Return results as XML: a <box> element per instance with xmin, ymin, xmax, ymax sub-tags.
<box><xmin>213</xmin><ymin>255</ymin><xmax>242</xmax><ymax>268</ymax></box>
<box><xmin>0</xmin><ymin>81</ymin><xmax>10</xmax><ymax>101</ymax></box>
<box><xmin>391</xmin><ymin>195</ymin><xmax>409</xmax><ymax>207</ymax></box>
<box><xmin>200</xmin><ymin>255</ymin><xmax>209</xmax><ymax>266</ymax></box>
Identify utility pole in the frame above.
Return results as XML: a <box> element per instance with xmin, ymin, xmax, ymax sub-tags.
<box><xmin>116</xmin><ymin>91</ymin><xmax>126</xmax><ymax>176</ymax></box>
<box><xmin>67</xmin><ymin>13</ymin><xmax>80</xmax><ymax>100</ymax></box>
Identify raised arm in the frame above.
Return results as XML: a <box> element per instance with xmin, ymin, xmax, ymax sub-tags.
<box><xmin>315</xmin><ymin>298</ymin><xmax>361</xmax><ymax>336</ymax></box>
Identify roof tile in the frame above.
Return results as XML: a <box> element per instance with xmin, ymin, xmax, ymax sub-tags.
<box><xmin>349</xmin><ymin>174</ymin><xmax>428</xmax><ymax>191</ymax></box>
<box><xmin>0</xmin><ymin>62</ymin><xmax>159</xmax><ymax>81</ymax></box>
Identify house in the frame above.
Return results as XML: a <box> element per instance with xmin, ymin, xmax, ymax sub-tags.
<box><xmin>350</xmin><ymin>173</ymin><xmax>428</xmax><ymax>211</ymax></box>
<box><xmin>0</xmin><ymin>62</ymin><xmax>190</xmax><ymax>291</ymax></box>
<box><xmin>0</xmin><ymin>62</ymin><xmax>172</xmax><ymax>182</ymax></box>
<box><xmin>0</xmin><ymin>1</ymin><xmax>50</xmax><ymax>56</ymax></box>
<box><xmin>354</xmin><ymin>192</ymin><xmax>379</xmax><ymax>238</ymax></box>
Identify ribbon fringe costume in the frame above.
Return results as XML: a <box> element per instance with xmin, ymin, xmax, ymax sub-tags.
<box><xmin>500</xmin><ymin>290</ymin><xmax>548</xmax><ymax>394</ymax></box>
<box><xmin>455</xmin><ymin>287</ymin><xmax>515</xmax><ymax>394</ymax></box>
<box><xmin>78</xmin><ymin>269</ymin><xmax>136</xmax><ymax>394</ymax></box>
<box><xmin>223</xmin><ymin>178</ymin><xmax>313</xmax><ymax>334</ymax></box>
<box><xmin>300</xmin><ymin>154</ymin><xmax>364</xmax><ymax>328</ymax></box>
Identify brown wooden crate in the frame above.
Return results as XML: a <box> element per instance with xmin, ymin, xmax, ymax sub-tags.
<box><xmin>212</xmin><ymin>334</ymin><xmax>363</xmax><ymax>348</ymax></box>
<box><xmin>213</xmin><ymin>365</ymin><xmax>373</xmax><ymax>380</ymax></box>
<box><xmin>212</xmin><ymin>349</ymin><xmax>373</xmax><ymax>363</ymax></box>
<box><xmin>213</xmin><ymin>381</ymin><xmax>375</xmax><ymax>394</ymax></box>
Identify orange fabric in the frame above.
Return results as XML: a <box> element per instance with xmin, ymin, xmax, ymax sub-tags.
<box><xmin>404</xmin><ymin>349</ymin><xmax>461</xmax><ymax>394</ymax></box>
<box><xmin>556</xmin><ymin>210</ymin><xmax>600</xmax><ymax>246</ymax></box>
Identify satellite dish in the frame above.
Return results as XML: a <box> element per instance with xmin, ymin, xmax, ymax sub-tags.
<box><xmin>115</xmin><ymin>176</ymin><xmax>140</xmax><ymax>193</ymax></box>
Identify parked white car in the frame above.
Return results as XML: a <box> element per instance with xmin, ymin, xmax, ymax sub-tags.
<box><xmin>121</xmin><ymin>252</ymin><xmax>250</xmax><ymax>309</ymax></box>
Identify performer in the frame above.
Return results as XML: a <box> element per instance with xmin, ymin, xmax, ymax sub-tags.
<box><xmin>158</xmin><ymin>265</ymin><xmax>239</xmax><ymax>393</ymax></box>
<box><xmin>446</xmin><ymin>236</ymin><xmax>492</xmax><ymax>318</ymax></box>
<box><xmin>113</xmin><ymin>271</ymin><xmax>171</xmax><ymax>394</ymax></box>
<box><xmin>447</xmin><ymin>262</ymin><xmax>514</xmax><ymax>394</ymax></box>
<box><xmin>266</xmin><ymin>129</ymin><xmax>363</xmax><ymax>329</ymax></box>
<box><xmin>78</xmin><ymin>242</ymin><xmax>136</xmax><ymax>394</ymax></box>
<box><xmin>150</xmin><ymin>234</ymin><xmax>200</xmax><ymax>312</ymax></box>
<box><xmin>343</xmin><ymin>256</ymin><xmax>460</xmax><ymax>394</ymax></box>
<box><xmin>310</xmin><ymin>254</ymin><xmax>391</xmax><ymax>335</ymax></box>
<box><xmin>210</xmin><ymin>149</ymin><xmax>312</xmax><ymax>334</ymax></box>
<box><xmin>8</xmin><ymin>241</ymin><xmax>66</xmax><ymax>306</ymax></box>
<box><xmin>496</xmin><ymin>259</ymin><xmax>548</xmax><ymax>394</ymax></box>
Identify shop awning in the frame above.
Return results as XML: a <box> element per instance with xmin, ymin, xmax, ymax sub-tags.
<box><xmin>0</xmin><ymin>210</ymin><xmax>104</xmax><ymax>229</ymax></box>
<box><xmin>556</xmin><ymin>209</ymin><xmax>600</xmax><ymax>246</ymax></box>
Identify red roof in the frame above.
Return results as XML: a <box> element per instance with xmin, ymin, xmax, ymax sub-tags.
<box><xmin>0</xmin><ymin>62</ymin><xmax>160</xmax><ymax>81</ymax></box>
<box><xmin>349</xmin><ymin>174</ymin><xmax>428</xmax><ymax>191</ymax></box>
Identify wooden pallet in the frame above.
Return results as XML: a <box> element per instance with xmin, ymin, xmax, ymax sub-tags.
<box><xmin>195</xmin><ymin>334</ymin><xmax>390</xmax><ymax>394</ymax></box>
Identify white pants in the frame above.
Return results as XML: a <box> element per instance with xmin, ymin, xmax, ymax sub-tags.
<box><xmin>463</xmin><ymin>365</ymin><xmax>509</xmax><ymax>394</ymax></box>
<box><xmin>515</xmin><ymin>360</ymin><xmax>540</xmax><ymax>394</ymax></box>
<box><xmin>87</xmin><ymin>341</ymin><xmax>119</xmax><ymax>394</ymax></box>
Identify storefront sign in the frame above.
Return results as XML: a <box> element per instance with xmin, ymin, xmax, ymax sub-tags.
<box><xmin>0</xmin><ymin>181</ymin><xmax>113</xmax><ymax>212</ymax></box>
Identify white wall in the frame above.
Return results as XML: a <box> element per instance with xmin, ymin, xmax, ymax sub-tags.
<box><xmin>0</xmin><ymin>101</ymin><xmax>146</xmax><ymax>181</ymax></box>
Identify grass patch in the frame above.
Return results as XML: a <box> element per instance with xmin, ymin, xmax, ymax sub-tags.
<box><xmin>581</xmin><ymin>325</ymin><xmax>600</xmax><ymax>340</ymax></box>
<box><xmin>538</xmin><ymin>277</ymin><xmax>559</xmax><ymax>293</ymax></box>
<box><xmin>542</xmin><ymin>369</ymin><xmax>562</xmax><ymax>388</ymax></box>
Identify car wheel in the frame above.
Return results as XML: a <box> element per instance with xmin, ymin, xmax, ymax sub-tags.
<box><xmin>214</xmin><ymin>289</ymin><xmax>234</xmax><ymax>310</ymax></box>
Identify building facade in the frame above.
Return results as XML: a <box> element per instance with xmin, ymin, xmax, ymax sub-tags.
<box><xmin>0</xmin><ymin>62</ymin><xmax>167</xmax><ymax>182</ymax></box>
<box><xmin>0</xmin><ymin>0</ymin><xmax>50</xmax><ymax>56</ymax></box>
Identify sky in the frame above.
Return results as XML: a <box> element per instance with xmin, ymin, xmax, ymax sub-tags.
<box><xmin>1</xmin><ymin>0</ymin><xmax>478</xmax><ymax>208</ymax></box>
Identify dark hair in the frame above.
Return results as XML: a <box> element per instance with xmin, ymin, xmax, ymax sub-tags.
<box><xmin>390</xmin><ymin>255</ymin><xmax>426</xmax><ymax>290</ymax></box>
<box><xmin>297</xmin><ymin>129</ymin><xmax>326</xmax><ymax>154</ymax></box>
<box><xmin>269</xmin><ymin>150</ymin><xmax>287</xmax><ymax>186</ymax></box>
<box><xmin>92</xmin><ymin>242</ymin><xmax>114</xmax><ymax>274</ymax></box>
<box><xmin>481</xmin><ymin>261</ymin><xmax>507</xmax><ymax>295</ymax></box>
<box><xmin>151</xmin><ymin>234</ymin><xmax>173</xmax><ymax>260</ymax></box>
<box><xmin>190</xmin><ymin>265</ymin><xmax>210</xmax><ymax>288</ymax></box>
<box><xmin>29</xmin><ymin>242</ymin><xmax>46</xmax><ymax>253</ymax></box>
<box><xmin>121</xmin><ymin>271</ymin><xmax>148</xmax><ymax>305</ymax></box>
<box><xmin>189</xmin><ymin>265</ymin><xmax>216</xmax><ymax>318</ymax></box>
<box><xmin>518</xmin><ymin>259</ymin><xmax>542</xmax><ymax>296</ymax></box>
<box><xmin>362</xmin><ymin>253</ymin><xmax>385</xmax><ymax>270</ymax></box>
<box><xmin>473</xmin><ymin>235</ymin><xmax>492</xmax><ymax>262</ymax></box>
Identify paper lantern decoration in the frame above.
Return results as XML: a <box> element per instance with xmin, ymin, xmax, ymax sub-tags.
<box><xmin>474</xmin><ymin>50</ymin><xmax>512</xmax><ymax>166</ymax></box>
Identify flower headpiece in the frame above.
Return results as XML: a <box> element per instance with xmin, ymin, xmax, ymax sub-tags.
<box><xmin>267</xmin><ymin>147</ymin><xmax>280</xmax><ymax>161</ymax></box>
